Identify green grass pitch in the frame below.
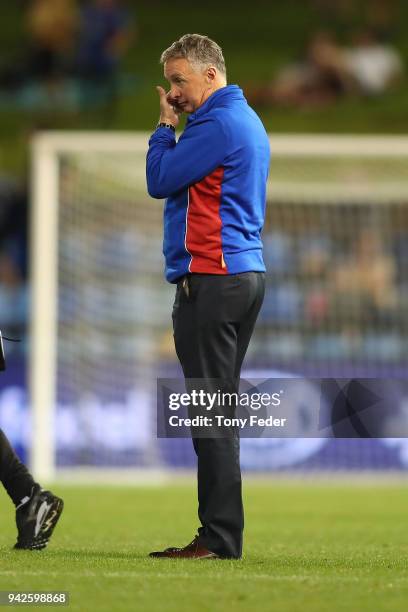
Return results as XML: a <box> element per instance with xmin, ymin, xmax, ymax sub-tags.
<box><xmin>0</xmin><ymin>480</ymin><xmax>407</xmax><ymax>612</ymax></box>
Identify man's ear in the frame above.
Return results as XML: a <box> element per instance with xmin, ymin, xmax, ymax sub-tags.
<box><xmin>206</xmin><ymin>66</ymin><xmax>217</xmax><ymax>82</ymax></box>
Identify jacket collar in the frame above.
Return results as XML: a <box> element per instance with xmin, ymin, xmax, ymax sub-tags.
<box><xmin>187</xmin><ymin>85</ymin><xmax>244</xmax><ymax>123</ymax></box>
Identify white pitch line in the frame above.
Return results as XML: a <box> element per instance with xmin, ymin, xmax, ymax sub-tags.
<box><xmin>0</xmin><ymin>571</ymin><xmax>407</xmax><ymax>583</ymax></box>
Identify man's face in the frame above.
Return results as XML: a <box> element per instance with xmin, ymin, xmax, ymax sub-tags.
<box><xmin>164</xmin><ymin>58</ymin><xmax>211</xmax><ymax>114</ymax></box>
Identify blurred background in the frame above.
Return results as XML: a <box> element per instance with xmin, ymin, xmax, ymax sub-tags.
<box><xmin>1</xmin><ymin>0</ymin><xmax>408</xmax><ymax>478</ymax></box>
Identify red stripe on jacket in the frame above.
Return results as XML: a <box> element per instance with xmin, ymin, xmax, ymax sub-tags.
<box><xmin>186</xmin><ymin>166</ymin><xmax>228</xmax><ymax>274</ymax></box>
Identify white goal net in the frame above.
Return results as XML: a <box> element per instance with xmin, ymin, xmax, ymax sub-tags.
<box><xmin>30</xmin><ymin>133</ymin><xmax>408</xmax><ymax>481</ymax></box>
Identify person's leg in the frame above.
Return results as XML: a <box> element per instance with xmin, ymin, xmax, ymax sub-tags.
<box><xmin>0</xmin><ymin>428</ymin><xmax>64</xmax><ymax>550</ymax></box>
<box><xmin>234</xmin><ymin>272</ymin><xmax>266</xmax><ymax>379</ymax></box>
<box><xmin>173</xmin><ymin>272</ymin><xmax>265</xmax><ymax>558</ymax></box>
<box><xmin>0</xmin><ymin>429</ymin><xmax>37</xmax><ymax>507</ymax></box>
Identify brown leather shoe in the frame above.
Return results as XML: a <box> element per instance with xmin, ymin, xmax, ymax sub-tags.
<box><xmin>149</xmin><ymin>536</ymin><xmax>219</xmax><ymax>559</ymax></box>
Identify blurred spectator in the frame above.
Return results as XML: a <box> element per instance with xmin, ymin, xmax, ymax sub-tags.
<box><xmin>247</xmin><ymin>24</ymin><xmax>403</xmax><ymax>110</ymax></box>
<box><xmin>260</xmin><ymin>282</ymin><xmax>302</xmax><ymax>324</ymax></box>
<box><xmin>26</xmin><ymin>0</ymin><xmax>79</xmax><ymax>84</ymax></box>
<box><xmin>305</xmin><ymin>284</ymin><xmax>330</xmax><ymax>325</ymax></box>
<box><xmin>299</xmin><ymin>234</ymin><xmax>331</xmax><ymax>277</ymax></box>
<box><xmin>330</xmin><ymin>228</ymin><xmax>398</xmax><ymax>324</ymax></box>
<box><xmin>263</xmin><ymin>231</ymin><xmax>294</xmax><ymax>273</ymax></box>
<box><xmin>0</xmin><ymin>0</ymin><xmax>135</xmax><ymax>112</ymax></box>
<box><xmin>75</xmin><ymin>0</ymin><xmax>134</xmax><ymax>83</ymax></box>
<box><xmin>0</xmin><ymin>0</ymin><xmax>78</xmax><ymax>89</ymax></box>
<box><xmin>247</xmin><ymin>31</ymin><xmax>352</xmax><ymax>109</ymax></box>
<box><xmin>343</xmin><ymin>29</ymin><xmax>403</xmax><ymax>96</ymax></box>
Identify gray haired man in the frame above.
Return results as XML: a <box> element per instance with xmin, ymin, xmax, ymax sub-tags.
<box><xmin>147</xmin><ymin>34</ymin><xmax>270</xmax><ymax>559</ymax></box>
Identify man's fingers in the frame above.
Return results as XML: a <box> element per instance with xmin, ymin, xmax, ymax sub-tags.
<box><xmin>155</xmin><ymin>85</ymin><xmax>180</xmax><ymax>125</ymax></box>
<box><xmin>156</xmin><ymin>85</ymin><xmax>167</xmax><ymax>98</ymax></box>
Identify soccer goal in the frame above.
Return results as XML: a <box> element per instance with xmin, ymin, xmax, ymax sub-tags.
<box><xmin>30</xmin><ymin>133</ymin><xmax>408</xmax><ymax>482</ymax></box>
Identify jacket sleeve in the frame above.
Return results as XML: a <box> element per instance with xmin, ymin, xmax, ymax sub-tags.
<box><xmin>146</xmin><ymin>116</ymin><xmax>227</xmax><ymax>199</ymax></box>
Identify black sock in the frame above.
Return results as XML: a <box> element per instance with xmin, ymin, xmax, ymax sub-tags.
<box><xmin>0</xmin><ymin>429</ymin><xmax>37</xmax><ymax>507</ymax></box>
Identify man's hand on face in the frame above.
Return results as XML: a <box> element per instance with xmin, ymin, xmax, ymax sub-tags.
<box><xmin>156</xmin><ymin>86</ymin><xmax>183</xmax><ymax>128</ymax></box>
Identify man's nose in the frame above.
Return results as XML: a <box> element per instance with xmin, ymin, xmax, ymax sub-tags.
<box><xmin>168</xmin><ymin>87</ymin><xmax>180</xmax><ymax>100</ymax></box>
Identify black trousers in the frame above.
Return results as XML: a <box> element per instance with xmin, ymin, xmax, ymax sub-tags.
<box><xmin>0</xmin><ymin>429</ymin><xmax>36</xmax><ymax>506</ymax></box>
<box><xmin>172</xmin><ymin>271</ymin><xmax>265</xmax><ymax>558</ymax></box>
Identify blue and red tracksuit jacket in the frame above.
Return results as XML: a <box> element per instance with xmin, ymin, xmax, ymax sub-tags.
<box><xmin>146</xmin><ymin>85</ymin><xmax>270</xmax><ymax>283</ymax></box>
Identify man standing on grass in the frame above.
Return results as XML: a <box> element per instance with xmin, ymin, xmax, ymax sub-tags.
<box><xmin>146</xmin><ymin>34</ymin><xmax>270</xmax><ymax>559</ymax></box>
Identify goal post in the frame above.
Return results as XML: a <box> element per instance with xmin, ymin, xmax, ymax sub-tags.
<box><xmin>30</xmin><ymin>132</ymin><xmax>153</xmax><ymax>482</ymax></box>
<box><xmin>30</xmin><ymin>133</ymin><xmax>408</xmax><ymax>482</ymax></box>
<box><xmin>30</xmin><ymin>136</ymin><xmax>59</xmax><ymax>482</ymax></box>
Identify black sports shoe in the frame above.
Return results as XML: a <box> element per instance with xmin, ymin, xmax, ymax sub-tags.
<box><xmin>14</xmin><ymin>485</ymin><xmax>64</xmax><ymax>550</ymax></box>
